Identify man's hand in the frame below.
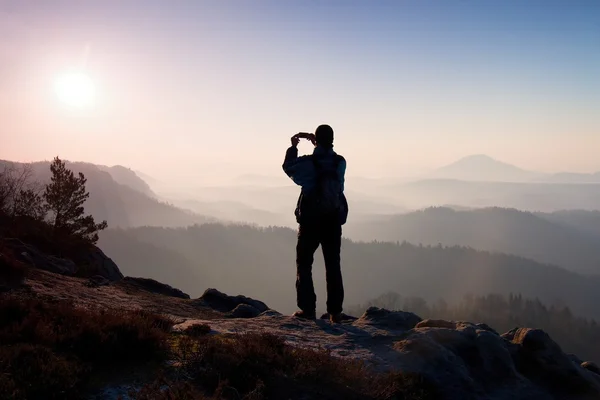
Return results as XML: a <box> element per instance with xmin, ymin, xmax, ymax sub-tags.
<box><xmin>291</xmin><ymin>134</ymin><xmax>300</xmax><ymax>147</ymax></box>
<box><xmin>293</xmin><ymin>132</ymin><xmax>316</xmax><ymax>147</ymax></box>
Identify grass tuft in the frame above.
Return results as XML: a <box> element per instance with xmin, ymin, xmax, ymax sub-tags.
<box><xmin>0</xmin><ymin>241</ymin><xmax>27</xmax><ymax>290</ymax></box>
<box><xmin>132</xmin><ymin>332</ymin><xmax>439</xmax><ymax>400</ymax></box>
<box><xmin>183</xmin><ymin>323</ymin><xmax>212</xmax><ymax>337</ymax></box>
<box><xmin>0</xmin><ymin>298</ymin><xmax>174</xmax><ymax>399</ymax></box>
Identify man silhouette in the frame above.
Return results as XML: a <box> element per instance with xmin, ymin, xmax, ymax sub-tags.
<box><xmin>282</xmin><ymin>124</ymin><xmax>348</xmax><ymax>323</ymax></box>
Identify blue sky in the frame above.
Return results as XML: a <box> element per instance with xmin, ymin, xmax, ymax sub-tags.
<box><xmin>0</xmin><ymin>0</ymin><xmax>599</xmax><ymax>181</ymax></box>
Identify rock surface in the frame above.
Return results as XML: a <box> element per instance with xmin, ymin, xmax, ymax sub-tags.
<box><xmin>582</xmin><ymin>361</ymin><xmax>600</xmax><ymax>375</ymax></box>
<box><xmin>4</xmin><ymin>238</ymin><xmax>123</xmax><ymax>281</ymax></box>
<box><xmin>502</xmin><ymin>328</ymin><xmax>600</xmax><ymax>395</ymax></box>
<box><xmin>354</xmin><ymin>306</ymin><xmax>422</xmax><ymax>331</ymax></box>
<box><xmin>174</xmin><ymin>308</ymin><xmax>600</xmax><ymax>400</ymax></box>
<box><xmin>74</xmin><ymin>246</ymin><xmax>124</xmax><ymax>281</ymax></box>
<box><xmin>320</xmin><ymin>312</ymin><xmax>358</xmax><ymax>321</ymax></box>
<box><xmin>195</xmin><ymin>288</ymin><xmax>269</xmax><ymax>313</ymax></box>
<box><xmin>86</xmin><ymin>275</ymin><xmax>111</xmax><ymax>288</ymax></box>
<box><xmin>123</xmin><ymin>276</ymin><xmax>190</xmax><ymax>299</ymax></box>
<box><xmin>226</xmin><ymin>303</ymin><xmax>261</xmax><ymax>318</ymax></box>
<box><xmin>7</xmin><ymin>238</ymin><xmax>78</xmax><ymax>275</ymax></box>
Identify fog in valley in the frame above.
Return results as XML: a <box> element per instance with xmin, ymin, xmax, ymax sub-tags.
<box><xmin>4</xmin><ymin>156</ymin><xmax>600</xmax><ymax>320</ymax></box>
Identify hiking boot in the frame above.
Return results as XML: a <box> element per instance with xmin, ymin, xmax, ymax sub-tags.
<box><xmin>329</xmin><ymin>312</ymin><xmax>343</xmax><ymax>324</ymax></box>
<box><xmin>292</xmin><ymin>310</ymin><xmax>316</xmax><ymax>320</ymax></box>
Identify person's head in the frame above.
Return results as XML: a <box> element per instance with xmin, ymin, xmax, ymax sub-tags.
<box><xmin>315</xmin><ymin>124</ymin><xmax>334</xmax><ymax>148</ymax></box>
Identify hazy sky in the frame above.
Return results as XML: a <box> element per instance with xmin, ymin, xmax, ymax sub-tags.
<box><xmin>1</xmin><ymin>0</ymin><xmax>599</xmax><ymax>182</ymax></box>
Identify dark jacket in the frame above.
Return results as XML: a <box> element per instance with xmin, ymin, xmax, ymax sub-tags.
<box><xmin>282</xmin><ymin>145</ymin><xmax>348</xmax><ymax>225</ymax></box>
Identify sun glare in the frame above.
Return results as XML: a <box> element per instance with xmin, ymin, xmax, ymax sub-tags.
<box><xmin>54</xmin><ymin>72</ymin><xmax>96</xmax><ymax>109</ymax></box>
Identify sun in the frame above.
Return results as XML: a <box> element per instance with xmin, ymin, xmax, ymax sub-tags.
<box><xmin>54</xmin><ymin>71</ymin><xmax>96</xmax><ymax>109</ymax></box>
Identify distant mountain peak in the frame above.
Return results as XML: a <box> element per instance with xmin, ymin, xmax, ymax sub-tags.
<box><xmin>459</xmin><ymin>154</ymin><xmax>498</xmax><ymax>162</ymax></box>
<box><xmin>449</xmin><ymin>154</ymin><xmax>523</xmax><ymax>168</ymax></box>
<box><xmin>431</xmin><ymin>154</ymin><xmax>538</xmax><ymax>182</ymax></box>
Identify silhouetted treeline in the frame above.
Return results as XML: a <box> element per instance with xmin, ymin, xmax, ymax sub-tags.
<box><xmin>347</xmin><ymin>292</ymin><xmax>600</xmax><ymax>364</ymax></box>
<box><xmin>98</xmin><ymin>223</ymin><xmax>600</xmax><ymax>319</ymax></box>
<box><xmin>540</xmin><ymin>209</ymin><xmax>600</xmax><ymax>238</ymax></box>
<box><xmin>1</xmin><ymin>158</ymin><xmax>106</xmax><ymax>244</ymax></box>
<box><xmin>344</xmin><ymin>207</ymin><xmax>600</xmax><ymax>275</ymax></box>
<box><xmin>0</xmin><ymin>159</ymin><xmax>213</xmax><ymax>228</ymax></box>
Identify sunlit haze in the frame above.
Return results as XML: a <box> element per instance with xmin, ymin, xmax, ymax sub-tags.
<box><xmin>54</xmin><ymin>71</ymin><xmax>96</xmax><ymax>109</ymax></box>
<box><xmin>1</xmin><ymin>1</ymin><xmax>599</xmax><ymax>184</ymax></box>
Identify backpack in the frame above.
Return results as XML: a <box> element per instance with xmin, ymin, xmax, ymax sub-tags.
<box><xmin>295</xmin><ymin>154</ymin><xmax>348</xmax><ymax>225</ymax></box>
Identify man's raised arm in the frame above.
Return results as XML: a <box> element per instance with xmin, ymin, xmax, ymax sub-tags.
<box><xmin>282</xmin><ymin>134</ymin><xmax>312</xmax><ymax>187</ymax></box>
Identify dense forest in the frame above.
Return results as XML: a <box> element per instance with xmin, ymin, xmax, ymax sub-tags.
<box><xmin>347</xmin><ymin>292</ymin><xmax>600</xmax><ymax>364</ymax></box>
<box><xmin>344</xmin><ymin>206</ymin><xmax>600</xmax><ymax>275</ymax></box>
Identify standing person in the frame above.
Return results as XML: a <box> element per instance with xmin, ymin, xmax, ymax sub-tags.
<box><xmin>282</xmin><ymin>124</ymin><xmax>348</xmax><ymax>323</ymax></box>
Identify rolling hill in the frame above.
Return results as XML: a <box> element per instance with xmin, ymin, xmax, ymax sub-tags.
<box><xmin>345</xmin><ymin>207</ymin><xmax>600</xmax><ymax>275</ymax></box>
<box><xmin>383</xmin><ymin>179</ymin><xmax>600</xmax><ymax>212</ymax></box>
<box><xmin>1</xmin><ymin>159</ymin><xmax>213</xmax><ymax>228</ymax></box>
<box><xmin>543</xmin><ymin>172</ymin><xmax>600</xmax><ymax>184</ymax></box>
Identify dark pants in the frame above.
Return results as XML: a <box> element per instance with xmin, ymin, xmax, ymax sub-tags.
<box><xmin>296</xmin><ymin>222</ymin><xmax>344</xmax><ymax>315</ymax></box>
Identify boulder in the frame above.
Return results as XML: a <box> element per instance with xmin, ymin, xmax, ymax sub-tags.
<box><xmin>45</xmin><ymin>255</ymin><xmax>77</xmax><ymax>275</ymax></box>
<box><xmin>416</xmin><ymin>320</ymin><xmax>498</xmax><ymax>336</ymax></box>
<box><xmin>502</xmin><ymin>328</ymin><xmax>600</xmax><ymax>395</ymax></box>
<box><xmin>568</xmin><ymin>354</ymin><xmax>585</xmax><ymax>365</ymax></box>
<box><xmin>259</xmin><ymin>310</ymin><xmax>282</xmax><ymax>317</ymax></box>
<box><xmin>86</xmin><ymin>275</ymin><xmax>110</xmax><ymax>288</ymax></box>
<box><xmin>197</xmin><ymin>288</ymin><xmax>269</xmax><ymax>313</ymax></box>
<box><xmin>353</xmin><ymin>307</ymin><xmax>421</xmax><ymax>330</ymax></box>
<box><xmin>475</xmin><ymin>323</ymin><xmax>499</xmax><ymax>335</ymax></box>
<box><xmin>394</xmin><ymin>323</ymin><xmax>538</xmax><ymax>399</ymax></box>
<box><xmin>4</xmin><ymin>238</ymin><xmax>122</xmax><ymax>281</ymax></box>
<box><xmin>416</xmin><ymin>319</ymin><xmax>456</xmax><ymax>329</ymax></box>
<box><xmin>7</xmin><ymin>239</ymin><xmax>77</xmax><ymax>276</ymax></box>
<box><xmin>582</xmin><ymin>361</ymin><xmax>600</xmax><ymax>376</ymax></box>
<box><xmin>75</xmin><ymin>246</ymin><xmax>123</xmax><ymax>281</ymax></box>
<box><xmin>227</xmin><ymin>304</ymin><xmax>261</xmax><ymax>319</ymax></box>
<box><xmin>123</xmin><ymin>276</ymin><xmax>190</xmax><ymax>299</ymax></box>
